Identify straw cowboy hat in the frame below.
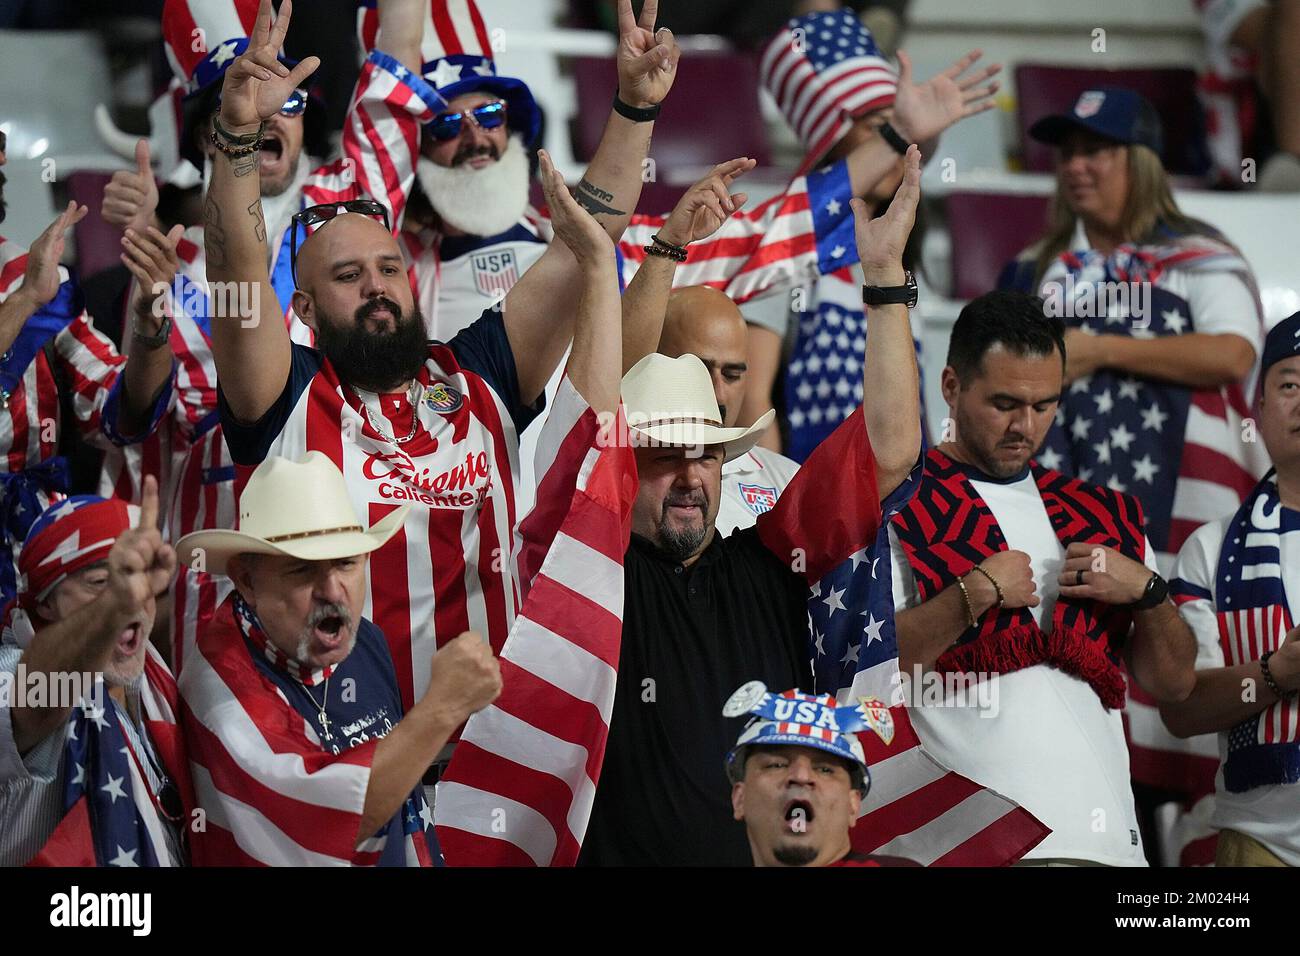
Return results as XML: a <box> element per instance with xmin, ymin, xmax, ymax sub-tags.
<box><xmin>176</xmin><ymin>453</ymin><xmax>409</xmax><ymax>577</ymax></box>
<box><xmin>621</xmin><ymin>354</ymin><xmax>776</xmax><ymax>464</ymax></box>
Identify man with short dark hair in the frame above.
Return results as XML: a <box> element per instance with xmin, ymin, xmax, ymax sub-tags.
<box><xmin>887</xmin><ymin>289</ymin><xmax>1197</xmax><ymax>865</ymax></box>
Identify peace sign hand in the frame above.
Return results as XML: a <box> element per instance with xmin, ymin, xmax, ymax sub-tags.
<box><xmin>218</xmin><ymin>0</ymin><xmax>320</xmax><ymax>130</ymax></box>
<box><xmin>616</xmin><ymin>0</ymin><xmax>680</xmax><ymax>109</ymax></box>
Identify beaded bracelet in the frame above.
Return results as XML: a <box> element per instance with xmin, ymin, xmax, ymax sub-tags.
<box><xmin>971</xmin><ymin>564</ymin><xmax>1005</xmax><ymax>608</ymax></box>
<box><xmin>955</xmin><ymin>574</ymin><xmax>977</xmax><ymax>629</ymax></box>
<box><xmin>1261</xmin><ymin>651</ymin><xmax>1297</xmax><ymax>699</ymax></box>
<box><xmin>644</xmin><ymin>233</ymin><xmax>687</xmax><ymax>263</ymax></box>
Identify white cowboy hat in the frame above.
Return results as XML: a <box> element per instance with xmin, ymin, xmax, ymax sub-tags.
<box><xmin>621</xmin><ymin>353</ymin><xmax>775</xmax><ymax>463</ymax></box>
<box><xmin>176</xmin><ymin>453</ymin><xmax>409</xmax><ymax>577</ymax></box>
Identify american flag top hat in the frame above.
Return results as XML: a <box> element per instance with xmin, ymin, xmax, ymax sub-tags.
<box><xmin>356</xmin><ymin>0</ymin><xmax>540</xmax><ymax>144</ymax></box>
<box><xmin>18</xmin><ymin>496</ymin><xmax>139</xmax><ymax>609</ymax></box>
<box><xmin>723</xmin><ymin>681</ymin><xmax>896</xmax><ymax>795</ymax></box>
<box><xmin>759</xmin><ymin>8</ymin><xmax>899</xmax><ymax>176</ymax></box>
<box><xmin>163</xmin><ymin>0</ymin><xmax>325</xmax><ymax>166</ymax></box>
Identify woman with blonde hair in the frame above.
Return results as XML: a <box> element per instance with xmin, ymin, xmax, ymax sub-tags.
<box><xmin>1000</xmin><ymin>88</ymin><xmax>1267</xmax><ymax>569</ymax></box>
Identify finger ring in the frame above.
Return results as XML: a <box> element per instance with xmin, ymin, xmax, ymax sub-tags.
<box><xmin>1075</xmin><ymin>569</ymin><xmax>1085</xmax><ymax>586</ymax></box>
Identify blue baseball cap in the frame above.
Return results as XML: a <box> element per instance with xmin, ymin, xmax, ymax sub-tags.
<box><xmin>1029</xmin><ymin>87</ymin><xmax>1163</xmax><ymax>156</ymax></box>
<box><xmin>1260</xmin><ymin>311</ymin><xmax>1300</xmax><ymax>381</ymax></box>
<box><xmin>722</xmin><ymin>682</ymin><xmax>896</xmax><ymax>796</ymax></box>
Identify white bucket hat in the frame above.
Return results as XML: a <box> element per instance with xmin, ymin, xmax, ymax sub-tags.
<box><xmin>176</xmin><ymin>453</ymin><xmax>409</xmax><ymax>577</ymax></box>
<box><xmin>621</xmin><ymin>353</ymin><xmax>776</xmax><ymax>464</ymax></box>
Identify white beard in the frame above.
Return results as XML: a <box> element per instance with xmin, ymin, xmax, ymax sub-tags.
<box><xmin>417</xmin><ymin>132</ymin><xmax>530</xmax><ymax>237</ymax></box>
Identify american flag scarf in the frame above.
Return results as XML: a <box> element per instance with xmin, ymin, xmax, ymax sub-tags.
<box><xmin>762</xmin><ymin>413</ymin><xmax>1050</xmax><ymax>865</ymax></box>
<box><xmin>434</xmin><ymin>379</ymin><xmax>636</xmax><ymax>865</ymax></box>
<box><xmin>892</xmin><ymin>448</ymin><xmax>1146</xmax><ymax>710</ymax></box>
<box><xmin>1207</xmin><ymin>470</ymin><xmax>1300</xmax><ymax>791</ymax></box>
<box><xmin>26</xmin><ymin>643</ymin><xmax>188</xmax><ymax>867</ymax></box>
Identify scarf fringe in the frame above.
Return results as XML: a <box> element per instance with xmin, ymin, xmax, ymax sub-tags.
<box><xmin>937</xmin><ymin>622</ymin><xmax>1127</xmax><ymax>710</ymax></box>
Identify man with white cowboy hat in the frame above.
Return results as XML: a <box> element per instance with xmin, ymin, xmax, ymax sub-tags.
<box><xmin>176</xmin><ymin>452</ymin><xmax>502</xmax><ymax>866</ymax></box>
<box><xmin>579</xmin><ymin>144</ymin><xmax>926</xmax><ymax>866</ymax></box>
<box><xmin>723</xmin><ymin>680</ymin><xmax>915</xmax><ymax>867</ymax></box>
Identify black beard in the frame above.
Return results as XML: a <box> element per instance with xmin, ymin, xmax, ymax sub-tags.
<box><xmin>656</xmin><ymin>490</ymin><xmax>709</xmax><ymax>561</ymax></box>
<box><xmin>772</xmin><ymin>843</ymin><xmax>818</xmax><ymax>866</ymax></box>
<box><xmin>315</xmin><ymin>297</ymin><xmax>429</xmax><ymax>392</ymax></box>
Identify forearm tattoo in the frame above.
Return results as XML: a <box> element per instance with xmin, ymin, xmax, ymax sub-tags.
<box><xmin>231</xmin><ymin>149</ymin><xmax>259</xmax><ymax>178</ymax></box>
<box><xmin>204</xmin><ymin>195</ymin><xmax>227</xmax><ymax>270</ymax></box>
<box><xmin>575</xmin><ymin>179</ymin><xmax>625</xmax><ymax>218</ymax></box>
<box><xmin>248</xmin><ymin>199</ymin><xmax>266</xmax><ymax>244</ymax></box>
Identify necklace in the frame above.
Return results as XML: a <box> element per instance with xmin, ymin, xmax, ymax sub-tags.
<box><xmin>297</xmin><ymin>677</ymin><xmax>333</xmax><ymax>741</ymax></box>
<box><xmin>360</xmin><ymin>383</ymin><xmax>422</xmax><ymax>445</ymax></box>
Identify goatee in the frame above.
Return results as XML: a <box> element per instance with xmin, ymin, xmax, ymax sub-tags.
<box><xmin>315</xmin><ymin>296</ymin><xmax>429</xmax><ymax>392</ymax></box>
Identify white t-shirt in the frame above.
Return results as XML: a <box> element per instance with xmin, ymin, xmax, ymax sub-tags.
<box><xmin>717</xmin><ymin>447</ymin><xmax>800</xmax><ymax>537</ymax></box>
<box><xmin>1173</xmin><ymin>513</ymin><xmax>1300</xmax><ymax>866</ymax></box>
<box><xmin>889</xmin><ymin>466</ymin><xmax>1157</xmax><ymax>865</ymax></box>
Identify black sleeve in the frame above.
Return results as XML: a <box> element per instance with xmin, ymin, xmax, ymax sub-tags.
<box><xmin>446</xmin><ymin>307</ymin><xmax>545</xmax><ymax>434</ymax></box>
<box><xmin>218</xmin><ymin>344</ymin><xmax>323</xmax><ymax>466</ymax></box>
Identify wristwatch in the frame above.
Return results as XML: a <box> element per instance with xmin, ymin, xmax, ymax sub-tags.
<box><xmin>862</xmin><ymin>270</ymin><xmax>918</xmax><ymax>309</ymax></box>
<box><xmin>1127</xmin><ymin>572</ymin><xmax>1169</xmax><ymax>611</ymax></box>
<box><xmin>132</xmin><ymin>310</ymin><xmax>173</xmax><ymax>349</ymax></box>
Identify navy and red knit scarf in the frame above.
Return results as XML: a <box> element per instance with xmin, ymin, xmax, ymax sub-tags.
<box><xmin>891</xmin><ymin>448</ymin><xmax>1147</xmax><ymax>709</ymax></box>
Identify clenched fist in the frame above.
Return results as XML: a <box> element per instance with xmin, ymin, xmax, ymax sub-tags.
<box><xmin>426</xmin><ymin>631</ymin><xmax>502</xmax><ymax>724</ymax></box>
<box><xmin>970</xmin><ymin>549</ymin><xmax>1039</xmax><ymax>612</ymax></box>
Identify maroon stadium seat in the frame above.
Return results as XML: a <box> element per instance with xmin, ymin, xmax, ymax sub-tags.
<box><xmin>66</xmin><ymin>171</ymin><xmax>124</xmax><ymax>281</ymax></box>
<box><xmin>946</xmin><ymin>191</ymin><xmax>1051</xmax><ymax>300</ymax></box>
<box><xmin>569</xmin><ymin>52</ymin><xmax>772</xmax><ymax>171</ymax></box>
<box><xmin>1014</xmin><ymin>64</ymin><xmax>1210</xmax><ymax>177</ymax></box>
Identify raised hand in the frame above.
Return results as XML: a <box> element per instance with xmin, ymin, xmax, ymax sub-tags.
<box><xmin>102</xmin><ymin>139</ymin><xmax>158</xmax><ymax>235</ymax></box>
<box><xmin>892</xmin><ymin>49</ymin><xmax>1001</xmax><ymax>145</ymax></box>
<box><xmin>17</xmin><ymin>201</ymin><xmax>88</xmax><ymax>309</ymax></box>
<box><xmin>658</xmin><ymin>157</ymin><xmax>756</xmax><ymax>247</ymax></box>
<box><xmin>121</xmin><ymin>223</ymin><xmax>186</xmax><ymax>318</ymax></box>
<box><xmin>218</xmin><ymin>0</ymin><xmax>320</xmax><ymax>130</ymax></box>
<box><xmin>616</xmin><ymin>0</ymin><xmax>680</xmax><ymax>109</ymax></box>
<box><xmin>539</xmin><ymin>149</ymin><xmax>614</xmax><ymax>265</ymax></box>
<box><xmin>850</xmin><ymin>143</ymin><xmax>920</xmax><ymax>285</ymax></box>
<box><xmin>106</xmin><ymin>476</ymin><xmax>177</xmax><ymax>618</ymax></box>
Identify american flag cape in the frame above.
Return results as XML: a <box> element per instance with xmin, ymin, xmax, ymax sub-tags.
<box><xmin>434</xmin><ymin>377</ymin><xmax>635</xmax><ymax>866</ymax></box>
<box><xmin>25</xmin><ymin>643</ymin><xmax>189</xmax><ymax>867</ymax></box>
<box><xmin>179</xmin><ymin>599</ymin><xmax>438</xmax><ymax>867</ymax></box>
<box><xmin>759</xmin><ymin>410</ymin><xmax>1050</xmax><ymax>864</ymax></box>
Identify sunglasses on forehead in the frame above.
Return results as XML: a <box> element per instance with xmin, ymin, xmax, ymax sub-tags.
<box><xmin>289</xmin><ymin>199</ymin><xmax>392</xmax><ymax>287</ymax></box>
<box><xmin>428</xmin><ymin>100</ymin><xmax>507</xmax><ymax>142</ymax></box>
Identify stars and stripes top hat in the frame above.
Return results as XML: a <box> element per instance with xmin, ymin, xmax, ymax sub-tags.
<box><xmin>162</xmin><ymin>0</ymin><xmax>327</xmax><ymax>166</ymax></box>
<box><xmin>357</xmin><ymin>0</ymin><xmax>540</xmax><ymax>144</ymax></box>
<box><xmin>759</xmin><ymin>9</ymin><xmax>899</xmax><ymax>176</ymax></box>
<box><xmin>723</xmin><ymin>682</ymin><xmax>896</xmax><ymax>795</ymax></box>
<box><xmin>18</xmin><ymin>496</ymin><xmax>138</xmax><ymax>610</ymax></box>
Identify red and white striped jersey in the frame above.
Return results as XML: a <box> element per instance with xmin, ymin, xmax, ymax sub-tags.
<box><xmin>0</xmin><ymin>235</ymin><xmax>143</xmax><ymax>600</ymax></box>
<box><xmin>220</xmin><ymin>311</ymin><xmax>535</xmax><ymax>712</ymax></box>
<box><xmin>99</xmin><ymin>51</ymin><xmax>440</xmax><ymax>665</ymax></box>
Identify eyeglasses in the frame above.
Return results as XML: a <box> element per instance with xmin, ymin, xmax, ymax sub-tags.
<box><xmin>427</xmin><ymin>101</ymin><xmax>507</xmax><ymax>142</ymax></box>
<box><xmin>289</xmin><ymin>199</ymin><xmax>392</xmax><ymax>286</ymax></box>
<box><xmin>216</xmin><ymin>87</ymin><xmax>309</xmax><ymax>117</ymax></box>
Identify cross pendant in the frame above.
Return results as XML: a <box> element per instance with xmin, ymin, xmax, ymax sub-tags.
<box><xmin>319</xmin><ymin>712</ymin><xmax>332</xmax><ymax>737</ymax></box>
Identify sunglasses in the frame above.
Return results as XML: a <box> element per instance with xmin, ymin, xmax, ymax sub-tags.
<box><xmin>428</xmin><ymin>100</ymin><xmax>507</xmax><ymax>142</ymax></box>
<box><xmin>289</xmin><ymin>199</ymin><xmax>392</xmax><ymax>286</ymax></box>
<box><xmin>216</xmin><ymin>87</ymin><xmax>309</xmax><ymax>117</ymax></box>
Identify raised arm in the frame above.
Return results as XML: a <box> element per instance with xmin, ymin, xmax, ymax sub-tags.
<box><xmin>0</xmin><ymin>202</ymin><xmax>87</xmax><ymax>357</ymax></box>
<box><xmin>114</xmin><ymin>223</ymin><xmax>184</xmax><ymax>436</ymax></box>
<box><xmin>620</xmin><ymin>158</ymin><xmax>754</xmax><ymax>373</ymax></box>
<box><xmin>851</xmin><ymin>145</ymin><xmax>923</xmax><ymax>500</ymax></box>
<box><xmin>375</xmin><ymin>0</ymin><xmax>424</xmax><ymax>76</ymax></box>
<box><xmin>12</xmin><ymin>478</ymin><xmax>175</xmax><ymax>753</ymax></box>
<box><xmin>205</xmin><ymin>0</ymin><xmax>320</xmax><ymax>422</ymax></box>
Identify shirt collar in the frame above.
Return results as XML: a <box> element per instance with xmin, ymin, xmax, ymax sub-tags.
<box><xmin>722</xmin><ymin>451</ymin><xmax>759</xmax><ymax>476</ymax></box>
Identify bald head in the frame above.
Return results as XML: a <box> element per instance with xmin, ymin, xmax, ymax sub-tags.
<box><xmin>658</xmin><ymin>286</ymin><xmax>749</xmax><ymax>427</ymax></box>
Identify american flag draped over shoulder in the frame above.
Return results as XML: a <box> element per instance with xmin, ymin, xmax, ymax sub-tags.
<box><xmin>757</xmin><ymin>410</ymin><xmax>1050</xmax><ymax>864</ymax></box>
<box><xmin>24</xmin><ymin>644</ymin><xmax>186</xmax><ymax>868</ymax></box>
<box><xmin>435</xmin><ymin>377</ymin><xmax>636</xmax><ymax>866</ymax></box>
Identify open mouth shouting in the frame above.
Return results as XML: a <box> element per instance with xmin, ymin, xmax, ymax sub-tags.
<box><xmin>783</xmin><ymin>798</ymin><xmax>815</xmax><ymax>834</ymax></box>
<box><xmin>259</xmin><ymin>131</ymin><xmax>287</xmax><ymax>179</ymax></box>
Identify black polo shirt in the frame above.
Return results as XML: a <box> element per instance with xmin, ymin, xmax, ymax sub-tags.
<box><xmin>578</xmin><ymin>526</ymin><xmax>814</xmax><ymax>867</ymax></box>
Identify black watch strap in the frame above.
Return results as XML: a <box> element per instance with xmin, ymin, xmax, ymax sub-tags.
<box><xmin>613</xmin><ymin>94</ymin><xmax>661</xmax><ymax>122</ymax></box>
<box><xmin>878</xmin><ymin>121</ymin><xmax>910</xmax><ymax>156</ymax></box>
<box><xmin>1128</xmin><ymin>573</ymin><xmax>1169</xmax><ymax>611</ymax></box>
